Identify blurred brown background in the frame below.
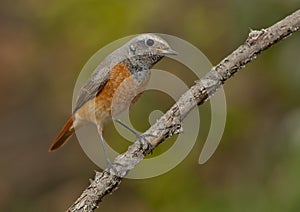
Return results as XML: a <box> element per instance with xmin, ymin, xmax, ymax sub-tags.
<box><xmin>1</xmin><ymin>0</ymin><xmax>300</xmax><ymax>211</ymax></box>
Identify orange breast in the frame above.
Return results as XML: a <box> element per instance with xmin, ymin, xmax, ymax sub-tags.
<box><xmin>75</xmin><ymin>62</ymin><xmax>150</xmax><ymax>125</ymax></box>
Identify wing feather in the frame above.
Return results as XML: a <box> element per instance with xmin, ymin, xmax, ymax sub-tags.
<box><xmin>73</xmin><ymin>66</ymin><xmax>110</xmax><ymax>113</ymax></box>
<box><xmin>72</xmin><ymin>46</ymin><xmax>128</xmax><ymax>113</ymax></box>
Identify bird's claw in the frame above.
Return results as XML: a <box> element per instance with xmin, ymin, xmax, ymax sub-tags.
<box><xmin>136</xmin><ymin>133</ymin><xmax>156</xmax><ymax>153</ymax></box>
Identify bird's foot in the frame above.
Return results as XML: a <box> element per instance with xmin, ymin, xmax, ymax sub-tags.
<box><xmin>136</xmin><ymin>133</ymin><xmax>156</xmax><ymax>154</ymax></box>
<box><xmin>114</xmin><ymin>119</ymin><xmax>156</xmax><ymax>153</ymax></box>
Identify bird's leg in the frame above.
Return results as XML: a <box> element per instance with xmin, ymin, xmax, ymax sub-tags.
<box><xmin>114</xmin><ymin>119</ymin><xmax>156</xmax><ymax>150</ymax></box>
<box><xmin>96</xmin><ymin>124</ymin><xmax>113</xmax><ymax>169</ymax></box>
<box><xmin>114</xmin><ymin>119</ymin><xmax>140</xmax><ymax>138</ymax></box>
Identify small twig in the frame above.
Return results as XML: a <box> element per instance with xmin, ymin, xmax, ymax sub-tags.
<box><xmin>67</xmin><ymin>9</ymin><xmax>300</xmax><ymax>212</ymax></box>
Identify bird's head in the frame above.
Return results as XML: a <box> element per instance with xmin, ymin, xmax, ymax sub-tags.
<box><xmin>126</xmin><ymin>34</ymin><xmax>177</xmax><ymax>68</ymax></box>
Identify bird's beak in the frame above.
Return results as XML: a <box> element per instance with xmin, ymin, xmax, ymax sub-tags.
<box><xmin>159</xmin><ymin>48</ymin><xmax>178</xmax><ymax>55</ymax></box>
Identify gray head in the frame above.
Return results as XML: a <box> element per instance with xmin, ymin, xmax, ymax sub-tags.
<box><xmin>125</xmin><ymin>34</ymin><xmax>177</xmax><ymax>70</ymax></box>
<box><xmin>128</xmin><ymin>34</ymin><xmax>177</xmax><ymax>57</ymax></box>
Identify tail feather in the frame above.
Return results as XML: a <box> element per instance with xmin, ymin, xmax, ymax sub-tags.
<box><xmin>49</xmin><ymin>117</ymin><xmax>75</xmax><ymax>152</ymax></box>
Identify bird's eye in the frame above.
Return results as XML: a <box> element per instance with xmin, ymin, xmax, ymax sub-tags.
<box><xmin>129</xmin><ymin>44</ymin><xmax>136</xmax><ymax>52</ymax></box>
<box><xmin>146</xmin><ymin>39</ymin><xmax>154</xmax><ymax>46</ymax></box>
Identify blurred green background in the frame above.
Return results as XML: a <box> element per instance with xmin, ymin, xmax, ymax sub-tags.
<box><xmin>1</xmin><ymin>0</ymin><xmax>300</xmax><ymax>211</ymax></box>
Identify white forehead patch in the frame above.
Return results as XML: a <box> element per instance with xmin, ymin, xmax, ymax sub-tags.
<box><xmin>131</xmin><ymin>33</ymin><xmax>169</xmax><ymax>46</ymax></box>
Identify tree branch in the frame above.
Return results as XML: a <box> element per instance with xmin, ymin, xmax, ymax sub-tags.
<box><xmin>67</xmin><ymin>9</ymin><xmax>300</xmax><ymax>212</ymax></box>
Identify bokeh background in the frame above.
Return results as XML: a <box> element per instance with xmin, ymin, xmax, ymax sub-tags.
<box><xmin>1</xmin><ymin>0</ymin><xmax>300</xmax><ymax>211</ymax></box>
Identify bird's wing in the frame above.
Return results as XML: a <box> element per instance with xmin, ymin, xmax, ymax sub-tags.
<box><xmin>73</xmin><ymin>66</ymin><xmax>110</xmax><ymax>113</ymax></box>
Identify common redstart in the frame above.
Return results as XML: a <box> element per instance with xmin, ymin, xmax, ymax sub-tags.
<box><xmin>49</xmin><ymin>34</ymin><xmax>177</xmax><ymax>164</ymax></box>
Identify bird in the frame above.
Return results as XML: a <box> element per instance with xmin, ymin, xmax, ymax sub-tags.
<box><xmin>49</xmin><ymin>33</ymin><xmax>177</xmax><ymax>165</ymax></box>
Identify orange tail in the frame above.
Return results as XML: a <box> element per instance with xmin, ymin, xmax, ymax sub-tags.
<box><xmin>49</xmin><ymin>117</ymin><xmax>75</xmax><ymax>152</ymax></box>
